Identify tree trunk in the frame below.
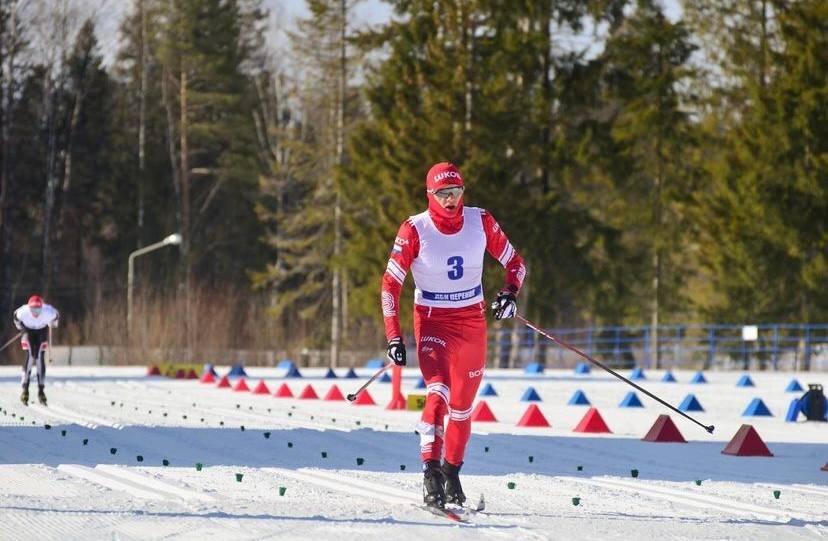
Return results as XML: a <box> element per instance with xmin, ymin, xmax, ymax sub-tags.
<box><xmin>180</xmin><ymin>68</ymin><xmax>191</xmax><ymax>361</ymax></box>
<box><xmin>137</xmin><ymin>0</ymin><xmax>149</xmax><ymax>248</ymax></box>
<box><xmin>161</xmin><ymin>68</ymin><xmax>181</xmax><ymax>225</ymax></box>
<box><xmin>42</xmin><ymin>80</ymin><xmax>61</xmax><ymax>296</ymax></box>
<box><xmin>330</xmin><ymin>0</ymin><xmax>346</xmax><ymax>368</ymax></box>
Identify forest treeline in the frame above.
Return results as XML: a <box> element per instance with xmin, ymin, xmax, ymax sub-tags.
<box><xmin>0</xmin><ymin>0</ymin><xmax>824</xmax><ymax>363</ymax></box>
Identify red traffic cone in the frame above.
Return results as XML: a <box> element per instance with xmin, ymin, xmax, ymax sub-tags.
<box><xmin>516</xmin><ymin>404</ymin><xmax>550</xmax><ymax>427</ymax></box>
<box><xmin>200</xmin><ymin>372</ymin><xmax>216</xmax><ymax>384</ymax></box>
<box><xmin>470</xmin><ymin>401</ymin><xmax>498</xmax><ymax>422</ymax></box>
<box><xmin>175</xmin><ymin>368</ymin><xmax>187</xmax><ymax>379</ymax></box>
<box><xmin>353</xmin><ymin>390</ymin><xmax>376</xmax><ymax>406</ymax></box>
<box><xmin>299</xmin><ymin>384</ymin><xmax>319</xmax><ymax>399</ymax></box>
<box><xmin>573</xmin><ymin>407</ymin><xmax>612</xmax><ymax>433</ymax></box>
<box><xmin>274</xmin><ymin>383</ymin><xmax>293</xmax><ymax>398</ymax></box>
<box><xmin>252</xmin><ymin>379</ymin><xmax>270</xmax><ymax>394</ymax></box>
<box><xmin>147</xmin><ymin>365</ymin><xmax>161</xmax><ymax>376</ymax></box>
<box><xmin>721</xmin><ymin>424</ymin><xmax>773</xmax><ymax>457</ymax></box>
<box><xmin>187</xmin><ymin>369</ymin><xmax>198</xmax><ymax>379</ymax></box>
<box><xmin>642</xmin><ymin>414</ymin><xmax>686</xmax><ymax>443</ymax></box>
<box><xmin>233</xmin><ymin>378</ymin><xmax>250</xmax><ymax>392</ymax></box>
<box><xmin>324</xmin><ymin>385</ymin><xmax>345</xmax><ymax>401</ymax></box>
<box><xmin>216</xmin><ymin>375</ymin><xmax>231</xmax><ymax>388</ymax></box>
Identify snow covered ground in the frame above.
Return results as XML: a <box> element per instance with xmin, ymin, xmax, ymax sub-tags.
<box><xmin>0</xmin><ymin>365</ymin><xmax>825</xmax><ymax>540</ymax></box>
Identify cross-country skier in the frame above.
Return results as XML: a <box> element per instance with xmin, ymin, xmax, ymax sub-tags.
<box><xmin>381</xmin><ymin>162</ymin><xmax>525</xmax><ymax>509</ymax></box>
<box><xmin>13</xmin><ymin>295</ymin><xmax>59</xmax><ymax>405</ymax></box>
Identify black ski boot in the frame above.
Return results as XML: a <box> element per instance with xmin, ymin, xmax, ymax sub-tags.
<box><xmin>422</xmin><ymin>460</ymin><xmax>446</xmax><ymax>509</ymax></box>
<box><xmin>38</xmin><ymin>386</ymin><xmax>47</xmax><ymax>406</ymax></box>
<box><xmin>20</xmin><ymin>386</ymin><xmax>29</xmax><ymax>405</ymax></box>
<box><xmin>442</xmin><ymin>461</ymin><xmax>466</xmax><ymax>505</ymax></box>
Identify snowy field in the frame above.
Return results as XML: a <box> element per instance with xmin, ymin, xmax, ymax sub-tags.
<box><xmin>0</xmin><ymin>365</ymin><xmax>826</xmax><ymax>540</ymax></box>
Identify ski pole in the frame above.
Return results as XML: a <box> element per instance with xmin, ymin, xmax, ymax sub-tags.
<box><xmin>516</xmin><ymin>314</ymin><xmax>714</xmax><ymax>434</ymax></box>
<box><xmin>346</xmin><ymin>362</ymin><xmax>393</xmax><ymax>402</ymax></box>
<box><xmin>0</xmin><ymin>332</ymin><xmax>22</xmax><ymax>354</ymax></box>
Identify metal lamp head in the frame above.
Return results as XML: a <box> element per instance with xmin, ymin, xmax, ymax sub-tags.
<box><xmin>164</xmin><ymin>233</ymin><xmax>182</xmax><ymax>246</ymax></box>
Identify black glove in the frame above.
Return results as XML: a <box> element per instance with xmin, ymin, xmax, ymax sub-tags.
<box><xmin>490</xmin><ymin>291</ymin><xmax>517</xmax><ymax>320</ymax></box>
<box><xmin>386</xmin><ymin>337</ymin><xmax>406</xmax><ymax>366</ymax></box>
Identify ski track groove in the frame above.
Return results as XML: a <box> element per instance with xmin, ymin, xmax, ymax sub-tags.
<box><xmin>57</xmin><ymin>464</ymin><xmax>212</xmax><ymax>504</ymax></box>
<box><xmin>758</xmin><ymin>482</ymin><xmax>828</xmax><ymax>499</ymax></box>
<box><xmin>96</xmin><ymin>465</ymin><xmax>215</xmax><ymax>502</ymax></box>
<box><xmin>28</xmin><ymin>403</ymin><xmax>98</xmax><ymax>429</ymax></box>
<box><xmin>269</xmin><ymin>467</ymin><xmax>539</xmax><ymax>534</ymax></box>
<box><xmin>32</xmin><ymin>402</ymin><xmax>124</xmax><ymax>430</ymax></box>
<box><xmin>560</xmin><ymin>475</ymin><xmax>819</xmax><ymax>523</ymax></box>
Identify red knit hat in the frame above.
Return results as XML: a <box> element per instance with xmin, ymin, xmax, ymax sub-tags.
<box><xmin>426</xmin><ymin>162</ymin><xmax>464</xmax><ymax>191</ymax></box>
<box><xmin>28</xmin><ymin>295</ymin><xmax>43</xmax><ymax>308</ymax></box>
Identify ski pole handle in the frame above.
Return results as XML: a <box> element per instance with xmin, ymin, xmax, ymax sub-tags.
<box><xmin>346</xmin><ymin>362</ymin><xmax>393</xmax><ymax>401</ymax></box>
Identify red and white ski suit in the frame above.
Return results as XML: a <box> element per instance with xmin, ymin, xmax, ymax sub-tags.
<box><xmin>381</xmin><ymin>204</ymin><xmax>525</xmax><ymax>465</ymax></box>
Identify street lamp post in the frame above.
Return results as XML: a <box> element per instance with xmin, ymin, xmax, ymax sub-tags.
<box><xmin>127</xmin><ymin>233</ymin><xmax>182</xmax><ymax>340</ymax></box>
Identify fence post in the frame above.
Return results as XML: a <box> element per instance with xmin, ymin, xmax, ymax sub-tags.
<box><xmin>641</xmin><ymin>327</ymin><xmax>648</xmax><ymax>368</ymax></box>
<box><xmin>804</xmin><ymin>326</ymin><xmax>811</xmax><ymax>371</ymax></box>
<box><xmin>706</xmin><ymin>327</ymin><xmax>715</xmax><ymax>370</ymax></box>
<box><xmin>676</xmin><ymin>326</ymin><xmax>682</xmax><ymax>368</ymax></box>
<box><xmin>772</xmin><ymin>325</ymin><xmax>779</xmax><ymax>371</ymax></box>
<box><xmin>587</xmin><ymin>328</ymin><xmax>594</xmax><ymax>359</ymax></box>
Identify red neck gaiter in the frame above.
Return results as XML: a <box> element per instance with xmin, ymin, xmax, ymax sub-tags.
<box><xmin>425</xmin><ymin>162</ymin><xmax>465</xmax><ymax>234</ymax></box>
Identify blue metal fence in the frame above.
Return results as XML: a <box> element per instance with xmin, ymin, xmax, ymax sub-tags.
<box><xmin>488</xmin><ymin>323</ymin><xmax>828</xmax><ymax>371</ymax></box>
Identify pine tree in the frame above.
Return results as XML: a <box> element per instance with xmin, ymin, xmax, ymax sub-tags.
<box><xmin>254</xmin><ymin>0</ymin><xmax>363</xmax><ymax>355</ymax></box>
<box><xmin>340</xmin><ymin>0</ymin><xmax>626</xmax><ymax>337</ymax></box>
<box><xmin>691</xmin><ymin>0</ymin><xmax>827</xmax><ymax>326</ymax></box>
<box><xmin>151</xmin><ymin>0</ymin><xmax>269</xmax><ymax>352</ymax></box>
<box><xmin>565</xmin><ymin>0</ymin><xmax>698</xmax><ymax>365</ymax></box>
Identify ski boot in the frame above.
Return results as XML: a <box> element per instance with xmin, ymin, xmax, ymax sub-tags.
<box><xmin>422</xmin><ymin>460</ymin><xmax>446</xmax><ymax>509</ymax></box>
<box><xmin>38</xmin><ymin>386</ymin><xmax>47</xmax><ymax>406</ymax></box>
<box><xmin>442</xmin><ymin>461</ymin><xmax>466</xmax><ymax>505</ymax></box>
<box><xmin>20</xmin><ymin>386</ymin><xmax>29</xmax><ymax>406</ymax></box>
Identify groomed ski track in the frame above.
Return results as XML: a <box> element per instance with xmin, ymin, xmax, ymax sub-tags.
<box><xmin>0</xmin><ymin>365</ymin><xmax>825</xmax><ymax>540</ymax></box>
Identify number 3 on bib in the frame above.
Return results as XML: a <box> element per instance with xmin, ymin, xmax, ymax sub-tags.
<box><xmin>447</xmin><ymin>256</ymin><xmax>464</xmax><ymax>280</ymax></box>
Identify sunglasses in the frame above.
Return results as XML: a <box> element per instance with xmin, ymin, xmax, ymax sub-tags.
<box><xmin>430</xmin><ymin>186</ymin><xmax>464</xmax><ymax>199</ymax></box>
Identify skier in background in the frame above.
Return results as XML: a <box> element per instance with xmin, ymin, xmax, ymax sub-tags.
<box><xmin>381</xmin><ymin>162</ymin><xmax>525</xmax><ymax>509</ymax></box>
<box><xmin>14</xmin><ymin>295</ymin><xmax>60</xmax><ymax>405</ymax></box>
